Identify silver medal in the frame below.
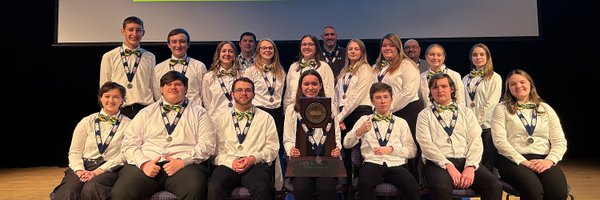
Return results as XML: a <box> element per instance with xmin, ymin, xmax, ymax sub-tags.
<box><xmin>269</xmin><ymin>97</ymin><xmax>274</xmax><ymax>102</ymax></box>
<box><xmin>527</xmin><ymin>137</ymin><xmax>534</xmax><ymax>144</ymax></box>
<box><xmin>446</xmin><ymin>138</ymin><xmax>452</xmax><ymax>144</ymax></box>
<box><xmin>127</xmin><ymin>83</ymin><xmax>133</xmax><ymax>89</ymax></box>
<box><xmin>237</xmin><ymin>145</ymin><xmax>243</xmax><ymax>151</ymax></box>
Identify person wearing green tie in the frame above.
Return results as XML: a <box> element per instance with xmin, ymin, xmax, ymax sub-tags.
<box><xmin>419</xmin><ymin>43</ymin><xmax>465</xmax><ymax>108</ymax></box>
<box><xmin>208</xmin><ymin>77</ymin><xmax>279</xmax><ymax>200</ymax></box>
<box><xmin>99</xmin><ymin>16</ymin><xmax>156</xmax><ymax>119</ymax></box>
<box><xmin>491</xmin><ymin>69</ymin><xmax>569</xmax><ymax>200</ymax></box>
<box><xmin>202</xmin><ymin>41</ymin><xmax>242</xmax><ymax>123</ymax></box>
<box><xmin>153</xmin><ymin>28</ymin><xmax>207</xmax><ymax>108</ymax></box>
<box><xmin>416</xmin><ymin>73</ymin><xmax>501</xmax><ymax>200</ymax></box>
<box><xmin>112</xmin><ymin>71</ymin><xmax>216</xmax><ymax>200</ymax></box>
<box><xmin>51</xmin><ymin>82</ymin><xmax>130</xmax><ymax>200</ymax></box>
<box><xmin>343</xmin><ymin>82</ymin><xmax>420</xmax><ymax>200</ymax></box>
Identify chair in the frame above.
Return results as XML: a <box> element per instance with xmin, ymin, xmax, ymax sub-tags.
<box><xmin>501</xmin><ymin>180</ymin><xmax>574</xmax><ymax>200</ymax></box>
<box><xmin>350</xmin><ymin>145</ymin><xmax>401</xmax><ymax>200</ymax></box>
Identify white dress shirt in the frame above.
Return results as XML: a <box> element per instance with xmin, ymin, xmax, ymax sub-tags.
<box><xmin>335</xmin><ymin>63</ymin><xmax>375</xmax><ymax>121</ymax></box>
<box><xmin>283</xmin><ymin>61</ymin><xmax>335</xmax><ymax>110</ymax></box>
<box><xmin>420</xmin><ymin>65</ymin><xmax>466</xmax><ymax>107</ymax></box>
<box><xmin>244</xmin><ymin>65</ymin><xmax>286</xmax><ymax>109</ymax></box>
<box><xmin>99</xmin><ymin>44</ymin><xmax>156</xmax><ymax>106</ymax></box>
<box><xmin>153</xmin><ymin>56</ymin><xmax>207</xmax><ymax>107</ymax></box>
<box><xmin>462</xmin><ymin>72</ymin><xmax>502</xmax><ymax>129</ymax></box>
<box><xmin>201</xmin><ymin>69</ymin><xmax>239</xmax><ymax>122</ymax></box>
<box><xmin>374</xmin><ymin>59</ymin><xmax>421</xmax><ymax>113</ymax></box>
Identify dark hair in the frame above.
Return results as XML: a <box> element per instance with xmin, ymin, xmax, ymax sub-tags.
<box><xmin>160</xmin><ymin>71</ymin><xmax>189</xmax><ymax>88</ymax></box>
<box><xmin>295</xmin><ymin>34</ymin><xmax>324</xmax><ymax>71</ymax></box>
<box><xmin>369</xmin><ymin>82</ymin><xmax>393</xmax><ymax>100</ymax></box>
<box><xmin>240</xmin><ymin>32</ymin><xmax>256</xmax><ymax>42</ymax></box>
<box><xmin>167</xmin><ymin>28</ymin><xmax>190</xmax><ymax>44</ymax></box>
<box><xmin>294</xmin><ymin>69</ymin><xmax>325</xmax><ymax>112</ymax></box>
<box><xmin>232</xmin><ymin>77</ymin><xmax>255</xmax><ymax>92</ymax></box>
<box><xmin>122</xmin><ymin>16</ymin><xmax>143</xmax><ymax>29</ymax></box>
<box><xmin>97</xmin><ymin>82</ymin><xmax>126</xmax><ymax>108</ymax></box>
<box><xmin>427</xmin><ymin>73</ymin><xmax>456</xmax><ymax>102</ymax></box>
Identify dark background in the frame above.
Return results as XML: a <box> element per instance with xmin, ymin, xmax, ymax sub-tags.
<box><xmin>4</xmin><ymin>0</ymin><xmax>590</xmax><ymax>167</ymax></box>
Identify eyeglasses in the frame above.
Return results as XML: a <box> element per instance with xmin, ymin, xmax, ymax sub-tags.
<box><xmin>234</xmin><ymin>88</ymin><xmax>254</xmax><ymax>93</ymax></box>
<box><xmin>259</xmin><ymin>46</ymin><xmax>274</xmax><ymax>51</ymax></box>
<box><xmin>301</xmin><ymin>42</ymin><xmax>315</xmax><ymax>47</ymax></box>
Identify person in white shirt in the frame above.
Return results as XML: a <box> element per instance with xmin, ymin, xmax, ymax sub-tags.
<box><xmin>491</xmin><ymin>69</ymin><xmax>568</xmax><ymax>200</ymax></box>
<box><xmin>416</xmin><ymin>74</ymin><xmax>501</xmax><ymax>200</ymax></box>
<box><xmin>208</xmin><ymin>77</ymin><xmax>279</xmax><ymax>200</ymax></box>
<box><xmin>343</xmin><ymin>82</ymin><xmax>420</xmax><ymax>200</ymax></box>
<box><xmin>462</xmin><ymin>43</ymin><xmax>503</xmax><ymax>172</ymax></box>
<box><xmin>283</xmin><ymin>34</ymin><xmax>335</xmax><ymax>110</ymax></box>
<box><xmin>283</xmin><ymin>69</ymin><xmax>342</xmax><ymax>200</ymax></box>
<box><xmin>404</xmin><ymin>39</ymin><xmax>429</xmax><ymax>73</ymax></box>
<box><xmin>153</xmin><ymin>28</ymin><xmax>207</xmax><ymax>107</ymax></box>
<box><xmin>238</xmin><ymin>32</ymin><xmax>256</xmax><ymax>73</ymax></box>
<box><xmin>112</xmin><ymin>71</ymin><xmax>216</xmax><ymax>200</ymax></box>
<box><xmin>51</xmin><ymin>82</ymin><xmax>130</xmax><ymax>200</ymax></box>
<box><xmin>420</xmin><ymin>43</ymin><xmax>465</xmax><ymax>107</ymax></box>
<box><xmin>99</xmin><ymin>16</ymin><xmax>156</xmax><ymax>119</ymax></box>
<box><xmin>202</xmin><ymin>41</ymin><xmax>242</xmax><ymax>122</ymax></box>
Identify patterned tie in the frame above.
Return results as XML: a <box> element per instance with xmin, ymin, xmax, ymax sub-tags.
<box><xmin>170</xmin><ymin>59</ymin><xmax>188</xmax><ymax>66</ymax></box>
<box><xmin>299</xmin><ymin>60</ymin><xmax>316</xmax><ymax>69</ymax></box>
<box><xmin>379</xmin><ymin>59</ymin><xmax>389</xmax><ymax>67</ymax></box>
<box><xmin>236</xmin><ymin>111</ymin><xmax>253</xmax><ymax>121</ymax></box>
<box><xmin>438</xmin><ymin>104</ymin><xmax>457</xmax><ymax>112</ymax></box>
<box><xmin>373</xmin><ymin>113</ymin><xmax>391</xmax><ymax>122</ymax></box>
<box><xmin>124</xmin><ymin>49</ymin><xmax>141</xmax><ymax>57</ymax></box>
<box><xmin>218</xmin><ymin>69</ymin><xmax>237</xmax><ymax>77</ymax></box>
<box><xmin>263</xmin><ymin>64</ymin><xmax>273</xmax><ymax>72</ymax></box>
<box><xmin>98</xmin><ymin>114</ymin><xmax>118</xmax><ymax>125</ymax></box>
<box><xmin>516</xmin><ymin>103</ymin><xmax>536</xmax><ymax>110</ymax></box>
<box><xmin>469</xmin><ymin>70</ymin><xmax>484</xmax><ymax>77</ymax></box>
<box><xmin>427</xmin><ymin>70</ymin><xmax>443</xmax><ymax>79</ymax></box>
<box><xmin>163</xmin><ymin>104</ymin><xmax>182</xmax><ymax>112</ymax></box>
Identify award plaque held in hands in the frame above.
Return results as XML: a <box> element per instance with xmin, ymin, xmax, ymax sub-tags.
<box><xmin>285</xmin><ymin>97</ymin><xmax>346</xmax><ymax>177</ymax></box>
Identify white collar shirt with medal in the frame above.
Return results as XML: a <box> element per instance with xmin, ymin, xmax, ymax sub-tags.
<box><xmin>99</xmin><ymin>44</ymin><xmax>156</xmax><ymax>106</ymax></box>
<box><xmin>121</xmin><ymin>98</ymin><xmax>216</xmax><ymax>168</ymax></box>
<box><xmin>490</xmin><ymin>102</ymin><xmax>567</xmax><ymax>165</ymax></box>
<box><xmin>461</xmin><ymin>71</ymin><xmax>503</xmax><ymax>129</ymax></box>
<box><xmin>243</xmin><ymin>64</ymin><xmax>286</xmax><ymax>109</ymax></box>
<box><xmin>416</xmin><ymin>103</ymin><xmax>483</xmax><ymax>169</ymax></box>
<box><xmin>282</xmin><ymin>105</ymin><xmax>342</xmax><ymax>157</ymax></box>
<box><xmin>282</xmin><ymin>60</ymin><xmax>336</xmax><ymax>110</ymax></box>
<box><xmin>213</xmin><ymin>106</ymin><xmax>280</xmax><ymax>169</ymax></box>
<box><xmin>153</xmin><ymin>56</ymin><xmax>208</xmax><ymax>107</ymax></box>
<box><xmin>68</xmin><ymin>110</ymin><xmax>131</xmax><ymax>172</ymax></box>
<box><xmin>419</xmin><ymin>65</ymin><xmax>466</xmax><ymax>107</ymax></box>
<box><xmin>335</xmin><ymin>63</ymin><xmax>375</xmax><ymax>122</ymax></box>
<box><xmin>343</xmin><ymin>115</ymin><xmax>416</xmax><ymax>167</ymax></box>
<box><xmin>373</xmin><ymin>59</ymin><xmax>421</xmax><ymax>113</ymax></box>
<box><xmin>201</xmin><ymin>67</ymin><xmax>238</xmax><ymax>123</ymax></box>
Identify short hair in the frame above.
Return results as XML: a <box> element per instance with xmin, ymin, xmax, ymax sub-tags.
<box><xmin>369</xmin><ymin>82</ymin><xmax>393</xmax><ymax>100</ymax></box>
<box><xmin>239</xmin><ymin>32</ymin><xmax>256</xmax><ymax>42</ymax></box>
<box><xmin>427</xmin><ymin>73</ymin><xmax>456</xmax><ymax>102</ymax></box>
<box><xmin>231</xmin><ymin>77</ymin><xmax>255</xmax><ymax>92</ymax></box>
<box><xmin>322</xmin><ymin>25</ymin><xmax>336</xmax><ymax>32</ymax></box>
<box><xmin>160</xmin><ymin>71</ymin><xmax>189</xmax><ymax>88</ymax></box>
<box><xmin>98</xmin><ymin>82</ymin><xmax>126</xmax><ymax>108</ymax></box>
<box><xmin>167</xmin><ymin>28</ymin><xmax>190</xmax><ymax>44</ymax></box>
<box><xmin>122</xmin><ymin>16</ymin><xmax>143</xmax><ymax>29</ymax></box>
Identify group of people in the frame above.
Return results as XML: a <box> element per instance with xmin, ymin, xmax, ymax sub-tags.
<box><xmin>51</xmin><ymin>16</ymin><xmax>569</xmax><ymax>200</ymax></box>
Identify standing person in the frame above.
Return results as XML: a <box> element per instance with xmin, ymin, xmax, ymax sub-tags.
<box><xmin>343</xmin><ymin>82</ymin><xmax>420</xmax><ymax>200</ymax></box>
<box><xmin>416</xmin><ymin>74</ymin><xmax>502</xmax><ymax>200</ymax></box>
<box><xmin>491</xmin><ymin>69</ymin><xmax>569</xmax><ymax>200</ymax></box>
<box><xmin>283</xmin><ymin>69</ymin><xmax>342</xmax><ymax>200</ymax></box>
<box><xmin>238</xmin><ymin>32</ymin><xmax>257</xmax><ymax>73</ymax></box>
<box><xmin>154</xmin><ymin>28</ymin><xmax>207</xmax><ymax>107</ymax></box>
<box><xmin>404</xmin><ymin>39</ymin><xmax>429</xmax><ymax>73</ymax></box>
<box><xmin>283</xmin><ymin>34</ymin><xmax>335</xmax><ymax>110</ymax></box>
<box><xmin>462</xmin><ymin>43</ymin><xmax>502</xmax><ymax>172</ymax></box>
<box><xmin>112</xmin><ymin>71</ymin><xmax>216</xmax><ymax>200</ymax></box>
<box><xmin>51</xmin><ymin>82</ymin><xmax>130</xmax><ymax>200</ymax></box>
<box><xmin>420</xmin><ymin>43</ymin><xmax>465</xmax><ymax>107</ymax></box>
<box><xmin>202</xmin><ymin>41</ymin><xmax>241</xmax><ymax>122</ymax></box>
<box><xmin>321</xmin><ymin>26</ymin><xmax>346</xmax><ymax>78</ymax></box>
<box><xmin>100</xmin><ymin>16</ymin><xmax>156</xmax><ymax>119</ymax></box>
<box><xmin>244</xmin><ymin>38</ymin><xmax>287</xmax><ymax>173</ymax></box>
<box><xmin>335</xmin><ymin>39</ymin><xmax>375</xmax><ymax>180</ymax></box>
<box><xmin>208</xmin><ymin>77</ymin><xmax>279</xmax><ymax>200</ymax></box>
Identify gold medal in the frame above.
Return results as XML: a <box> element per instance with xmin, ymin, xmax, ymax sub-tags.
<box><xmin>166</xmin><ymin>136</ymin><xmax>172</xmax><ymax>142</ymax></box>
<box><xmin>228</xmin><ymin>102</ymin><xmax>233</xmax><ymax>107</ymax></box>
<box><xmin>127</xmin><ymin>83</ymin><xmax>133</xmax><ymax>89</ymax></box>
<box><xmin>269</xmin><ymin>97</ymin><xmax>274</xmax><ymax>102</ymax></box>
<box><xmin>470</xmin><ymin>102</ymin><xmax>475</xmax><ymax>108</ymax></box>
<box><xmin>527</xmin><ymin>137</ymin><xmax>534</xmax><ymax>144</ymax></box>
<box><xmin>237</xmin><ymin>145</ymin><xmax>243</xmax><ymax>151</ymax></box>
<box><xmin>446</xmin><ymin>138</ymin><xmax>452</xmax><ymax>144</ymax></box>
<box><xmin>342</xmin><ymin>94</ymin><xmax>346</xmax><ymax>99</ymax></box>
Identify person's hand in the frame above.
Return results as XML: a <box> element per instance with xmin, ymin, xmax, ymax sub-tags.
<box><xmin>530</xmin><ymin>159</ymin><xmax>553</xmax><ymax>173</ymax></box>
<box><xmin>163</xmin><ymin>156</ymin><xmax>184</xmax><ymax>176</ymax></box>
<box><xmin>290</xmin><ymin>147</ymin><xmax>301</xmax><ymax>158</ymax></box>
<box><xmin>356</xmin><ymin>117</ymin><xmax>372</xmax><ymax>137</ymax></box>
<box><xmin>141</xmin><ymin>157</ymin><xmax>161</xmax><ymax>177</ymax></box>
<box><xmin>339</xmin><ymin>122</ymin><xmax>346</xmax><ymax>131</ymax></box>
<box><xmin>374</xmin><ymin>146</ymin><xmax>393</xmax><ymax>155</ymax></box>
<box><xmin>331</xmin><ymin>147</ymin><xmax>341</xmax><ymax>158</ymax></box>
<box><xmin>235</xmin><ymin>156</ymin><xmax>256</xmax><ymax>174</ymax></box>
<box><xmin>445</xmin><ymin>164</ymin><xmax>462</xmax><ymax>188</ymax></box>
<box><xmin>77</xmin><ymin>170</ymin><xmax>93</xmax><ymax>182</ymax></box>
<box><xmin>459</xmin><ymin>166</ymin><xmax>475</xmax><ymax>189</ymax></box>
<box><xmin>520</xmin><ymin>160</ymin><xmax>537</xmax><ymax>171</ymax></box>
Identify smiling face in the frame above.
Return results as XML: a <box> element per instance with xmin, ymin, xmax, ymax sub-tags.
<box><xmin>232</xmin><ymin>80</ymin><xmax>254</xmax><ymax>109</ymax></box>
<box><xmin>258</xmin><ymin>40</ymin><xmax>274</xmax><ymax>63</ymax></box>
<box><xmin>321</xmin><ymin>27</ymin><xmax>337</xmax><ymax>49</ymax></box>
<box><xmin>301</xmin><ymin>74</ymin><xmax>322</xmax><ymax>97</ymax></box>
<box><xmin>347</xmin><ymin>41</ymin><xmax>362</xmax><ymax>65</ymax></box>
<box><xmin>471</xmin><ymin>46</ymin><xmax>487</xmax><ymax>69</ymax></box>
<box><xmin>121</xmin><ymin>22</ymin><xmax>144</xmax><ymax>49</ymax></box>
<box><xmin>100</xmin><ymin>89</ymin><xmax>124</xmax><ymax>116</ymax></box>
<box><xmin>381</xmin><ymin>38</ymin><xmax>399</xmax><ymax>61</ymax></box>
<box><xmin>508</xmin><ymin>73</ymin><xmax>531</xmax><ymax>102</ymax></box>
<box><xmin>300</xmin><ymin>37</ymin><xmax>317</xmax><ymax>60</ymax></box>
<box><xmin>426</xmin><ymin>45</ymin><xmax>446</xmax><ymax>71</ymax></box>
<box><xmin>168</xmin><ymin>33</ymin><xmax>188</xmax><ymax>59</ymax></box>
<box><xmin>219</xmin><ymin>43</ymin><xmax>236</xmax><ymax>68</ymax></box>
<box><xmin>239</xmin><ymin>35</ymin><xmax>256</xmax><ymax>55</ymax></box>
<box><xmin>161</xmin><ymin>80</ymin><xmax>186</xmax><ymax>105</ymax></box>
